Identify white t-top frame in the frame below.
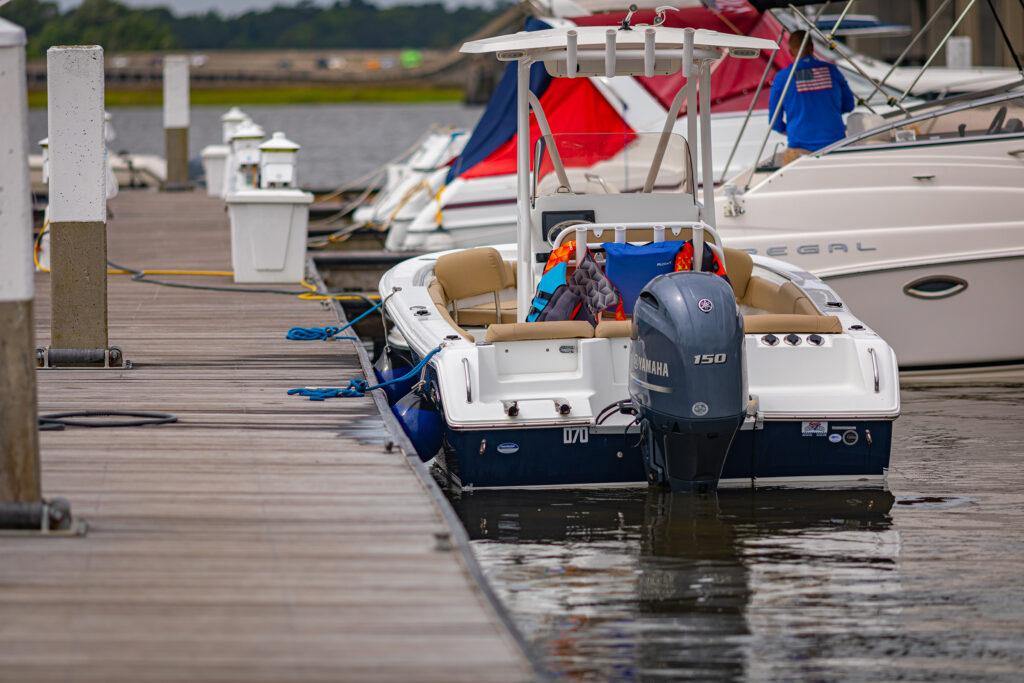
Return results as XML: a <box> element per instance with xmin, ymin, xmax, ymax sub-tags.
<box><xmin>460</xmin><ymin>26</ymin><xmax>776</xmax><ymax>320</ymax></box>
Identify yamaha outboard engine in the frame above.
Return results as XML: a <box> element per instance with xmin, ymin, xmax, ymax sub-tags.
<box><xmin>629</xmin><ymin>272</ymin><xmax>746</xmax><ymax>492</ymax></box>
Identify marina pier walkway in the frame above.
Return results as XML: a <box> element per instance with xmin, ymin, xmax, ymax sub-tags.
<box><xmin>0</xmin><ymin>191</ymin><xmax>532</xmax><ymax>682</ymax></box>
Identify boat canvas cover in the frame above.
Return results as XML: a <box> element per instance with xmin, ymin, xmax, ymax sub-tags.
<box><xmin>461</xmin><ymin>77</ymin><xmax>635</xmax><ymax>180</ymax></box>
<box><xmin>445</xmin><ymin>17</ymin><xmax>553</xmax><ymax>183</ymax></box>
<box><xmin>447</xmin><ymin>2</ymin><xmax>792</xmax><ymax>183</ymax></box>
<box><xmin>571</xmin><ymin>3</ymin><xmax>793</xmax><ymax>113</ymax></box>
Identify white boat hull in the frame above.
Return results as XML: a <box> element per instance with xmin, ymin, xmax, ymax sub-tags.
<box><xmin>718</xmin><ymin>132</ymin><xmax>1024</xmax><ymax>369</ymax></box>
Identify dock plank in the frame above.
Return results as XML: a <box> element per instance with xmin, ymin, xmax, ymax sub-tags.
<box><xmin>0</xmin><ymin>191</ymin><xmax>531</xmax><ymax>682</ymax></box>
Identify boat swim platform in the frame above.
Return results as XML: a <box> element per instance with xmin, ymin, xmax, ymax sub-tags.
<box><xmin>1</xmin><ymin>190</ymin><xmax>534</xmax><ymax>682</ymax></box>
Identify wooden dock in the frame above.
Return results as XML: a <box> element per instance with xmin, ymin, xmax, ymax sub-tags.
<box><xmin>0</xmin><ymin>191</ymin><xmax>533</xmax><ymax>682</ymax></box>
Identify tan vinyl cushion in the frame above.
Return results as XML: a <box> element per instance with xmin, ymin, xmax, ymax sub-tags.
<box><xmin>484</xmin><ymin>321</ymin><xmax>594</xmax><ymax>343</ymax></box>
<box><xmin>780</xmin><ymin>282</ymin><xmax>818</xmax><ymax>315</ymax></box>
<box><xmin>595</xmin><ymin>320</ymin><xmax>633</xmax><ymax>338</ymax></box>
<box><xmin>427</xmin><ymin>279</ymin><xmax>447</xmax><ymax>307</ymax></box>
<box><xmin>427</xmin><ymin>279</ymin><xmax>474</xmax><ymax>342</ymax></box>
<box><xmin>503</xmin><ymin>260</ymin><xmax>517</xmax><ymax>287</ymax></box>
<box><xmin>457</xmin><ymin>299</ymin><xmax>518</xmax><ymax>326</ymax></box>
<box><xmin>434</xmin><ymin>247</ymin><xmax>509</xmax><ymax>301</ymax></box>
<box><xmin>741</xmin><ymin>276</ymin><xmax>780</xmax><ymax>310</ymax></box>
<box><xmin>722</xmin><ymin>247</ymin><xmax>754</xmax><ymax>300</ymax></box>
<box><xmin>744</xmin><ymin>314</ymin><xmax>843</xmax><ymax>334</ymax></box>
<box><xmin>741</xmin><ymin>277</ymin><xmax>819</xmax><ymax>315</ymax></box>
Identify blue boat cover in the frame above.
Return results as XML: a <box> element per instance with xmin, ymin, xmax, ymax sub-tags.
<box><xmin>445</xmin><ymin>17</ymin><xmax>552</xmax><ymax>184</ymax></box>
<box><xmin>603</xmin><ymin>242</ymin><xmax>681</xmax><ymax>315</ymax></box>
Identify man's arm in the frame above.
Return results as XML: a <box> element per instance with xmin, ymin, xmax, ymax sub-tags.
<box><xmin>834</xmin><ymin>66</ymin><xmax>856</xmax><ymax>113</ymax></box>
<box><xmin>768</xmin><ymin>75</ymin><xmax>787</xmax><ymax>134</ymax></box>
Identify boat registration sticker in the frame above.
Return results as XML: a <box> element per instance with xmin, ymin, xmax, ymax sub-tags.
<box><xmin>801</xmin><ymin>421</ymin><xmax>828</xmax><ymax>437</ymax></box>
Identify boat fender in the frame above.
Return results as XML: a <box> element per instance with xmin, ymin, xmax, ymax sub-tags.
<box><xmin>374</xmin><ymin>352</ymin><xmax>415</xmax><ymax>405</ymax></box>
<box><xmin>392</xmin><ymin>389</ymin><xmax>444</xmax><ymax>463</ymax></box>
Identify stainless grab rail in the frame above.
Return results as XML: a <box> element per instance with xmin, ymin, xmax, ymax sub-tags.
<box><xmin>462</xmin><ymin>357</ymin><xmax>472</xmax><ymax>403</ymax></box>
<box><xmin>868</xmin><ymin>348</ymin><xmax>880</xmax><ymax>393</ymax></box>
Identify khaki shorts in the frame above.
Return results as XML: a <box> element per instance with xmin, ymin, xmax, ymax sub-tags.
<box><xmin>782</xmin><ymin>147</ymin><xmax>812</xmax><ymax>165</ymax></box>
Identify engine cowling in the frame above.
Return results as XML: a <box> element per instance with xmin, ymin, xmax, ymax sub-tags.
<box><xmin>629</xmin><ymin>271</ymin><xmax>746</xmax><ymax>492</ymax></box>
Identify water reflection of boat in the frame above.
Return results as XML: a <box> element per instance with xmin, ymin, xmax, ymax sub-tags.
<box><xmin>452</xmin><ymin>487</ymin><xmax>897</xmax><ymax>680</ymax></box>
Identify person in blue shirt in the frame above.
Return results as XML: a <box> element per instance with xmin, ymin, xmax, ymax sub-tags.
<box><xmin>768</xmin><ymin>30</ymin><xmax>856</xmax><ymax>163</ymax></box>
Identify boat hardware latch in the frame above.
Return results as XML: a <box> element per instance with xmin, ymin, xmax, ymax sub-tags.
<box><xmin>36</xmin><ymin>346</ymin><xmax>131</xmax><ymax>370</ymax></box>
<box><xmin>744</xmin><ymin>395</ymin><xmax>763</xmax><ymax>430</ymax></box>
<box><xmin>501</xmin><ymin>400</ymin><xmax>520</xmax><ymax>417</ymax></box>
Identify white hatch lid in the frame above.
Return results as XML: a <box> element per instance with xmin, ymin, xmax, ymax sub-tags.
<box><xmin>231</xmin><ymin>120</ymin><xmax>265</xmax><ymax>140</ymax></box>
<box><xmin>221</xmin><ymin>106</ymin><xmax>248</xmax><ymax>123</ymax></box>
<box><xmin>259</xmin><ymin>131</ymin><xmax>300</xmax><ymax>152</ymax></box>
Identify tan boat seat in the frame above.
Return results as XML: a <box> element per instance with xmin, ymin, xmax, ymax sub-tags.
<box><xmin>457</xmin><ymin>299</ymin><xmax>518</xmax><ymax>326</ymax></box>
<box><xmin>434</xmin><ymin>247</ymin><xmax>509</xmax><ymax>299</ymax></box>
<box><xmin>484</xmin><ymin>321</ymin><xmax>594</xmax><ymax>343</ymax></box>
<box><xmin>595</xmin><ymin>320</ymin><xmax>633</xmax><ymax>338</ymax></box>
<box><xmin>427</xmin><ymin>279</ymin><xmax>474</xmax><ymax>342</ymax></box>
<box><xmin>723</xmin><ymin>249</ymin><xmax>818</xmax><ymax>315</ymax></box>
<box><xmin>744</xmin><ymin>314</ymin><xmax>843</xmax><ymax>334</ymax></box>
<box><xmin>433</xmin><ymin>247</ymin><xmax>515</xmax><ymax>326</ymax></box>
<box><xmin>722</xmin><ymin>247</ymin><xmax>754</xmax><ymax>300</ymax></box>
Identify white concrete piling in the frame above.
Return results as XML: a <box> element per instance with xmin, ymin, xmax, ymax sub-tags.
<box><xmin>163</xmin><ymin>55</ymin><xmax>191</xmax><ymax>190</ymax></box>
<box><xmin>47</xmin><ymin>45</ymin><xmax>109</xmax><ymax>353</ymax></box>
<box><xmin>0</xmin><ymin>18</ymin><xmax>41</xmax><ymax>503</ymax></box>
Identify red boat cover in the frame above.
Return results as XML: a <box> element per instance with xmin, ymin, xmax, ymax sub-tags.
<box><xmin>462</xmin><ymin>77</ymin><xmax>633</xmax><ymax>179</ymax></box>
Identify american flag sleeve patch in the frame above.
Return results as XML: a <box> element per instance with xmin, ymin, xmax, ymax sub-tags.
<box><xmin>795</xmin><ymin>66</ymin><xmax>833</xmax><ymax>93</ymax></box>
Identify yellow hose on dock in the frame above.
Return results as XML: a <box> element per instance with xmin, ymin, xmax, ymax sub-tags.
<box><xmin>33</xmin><ymin>223</ymin><xmax>378</xmax><ymax>303</ymax></box>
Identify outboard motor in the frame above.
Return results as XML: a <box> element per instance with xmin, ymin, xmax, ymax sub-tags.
<box><xmin>629</xmin><ymin>272</ymin><xmax>746</xmax><ymax>492</ymax></box>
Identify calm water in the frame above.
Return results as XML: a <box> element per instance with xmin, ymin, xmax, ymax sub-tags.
<box><xmin>28</xmin><ymin>103</ymin><xmax>483</xmax><ymax>189</ymax></box>
<box><xmin>29</xmin><ymin>103</ymin><xmax>1023</xmax><ymax>679</ymax></box>
<box><xmin>450</xmin><ymin>382</ymin><xmax>1024</xmax><ymax>681</ymax></box>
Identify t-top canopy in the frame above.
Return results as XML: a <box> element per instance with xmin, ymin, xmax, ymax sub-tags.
<box><xmin>460</xmin><ymin>26</ymin><xmax>777</xmax><ymax>60</ymax></box>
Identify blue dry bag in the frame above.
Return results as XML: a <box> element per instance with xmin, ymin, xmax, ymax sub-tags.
<box><xmin>602</xmin><ymin>242</ymin><xmax>681</xmax><ymax>315</ymax></box>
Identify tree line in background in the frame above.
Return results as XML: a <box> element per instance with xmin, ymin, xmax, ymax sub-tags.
<box><xmin>0</xmin><ymin>0</ymin><xmax>509</xmax><ymax>56</ymax></box>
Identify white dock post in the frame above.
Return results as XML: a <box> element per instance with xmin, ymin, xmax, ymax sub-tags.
<box><xmin>163</xmin><ymin>55</ymin><xmax>191</xmax><ymax>190</ymax></box>
<box><xmin>47</xmin><ymin>45</ymin><xmax>109</xmax><ymax>355</ymax></box>
<box><xmin>0</xmin><ymin>18</ymin><xmax>41</xmax><ymax>505</ymax></box>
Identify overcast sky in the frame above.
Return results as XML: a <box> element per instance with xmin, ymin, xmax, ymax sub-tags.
<box><xmin>53</xmin><ymin>0</ymin><xmax>478</xmax><ymax>13</ymax></box>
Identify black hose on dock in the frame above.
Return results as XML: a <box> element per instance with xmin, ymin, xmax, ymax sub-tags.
<box><xmin>39</xmin><ymin>411</ymin><xmax>178</xmax><ymax>430</ymax></box>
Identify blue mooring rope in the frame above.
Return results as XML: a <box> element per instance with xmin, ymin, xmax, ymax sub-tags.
<box><xmin>285</xmin><ymin>300</ymin><xmax>381</xmax><ymax>341</ymax></box>
<box><xmin>288</xmin><ymin>345</ymin><xmax>444</xmax><ymax>401</ymax></box>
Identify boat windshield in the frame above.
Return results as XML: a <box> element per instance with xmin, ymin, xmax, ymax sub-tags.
<box><xmin>830</xmin><ymin>92</ymin><xmax>1024</xmax><ymax>152</ymax></box>
<box><xmin>533</xmin><ymin>132</ymin><xmax>693</xmax><ymax>199</ymax></box>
